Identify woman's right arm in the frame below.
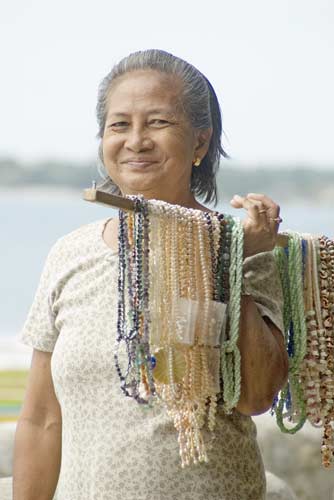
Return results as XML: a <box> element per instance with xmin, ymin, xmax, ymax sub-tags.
<box><xmin>13</xmin><ymin>349</ymin><xmax>62</xmax><ymax>500</ymax></box>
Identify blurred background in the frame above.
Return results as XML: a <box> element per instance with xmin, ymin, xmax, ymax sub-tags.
<box><xmin>1</xmin><ymin>1</ymin><xmax>333</xmax><ymax>498</ymax></box>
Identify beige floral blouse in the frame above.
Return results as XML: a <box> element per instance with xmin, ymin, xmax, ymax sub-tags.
<box><xmin>20</xmin><ymin>217</ymin><xmax>284</xmax><ymax>500</ymax></box>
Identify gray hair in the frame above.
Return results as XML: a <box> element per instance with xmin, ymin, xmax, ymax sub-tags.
<box><xmin>96</xmin><ymin>49</ymin><xmax>229</xmax><ymax>206</ymax></box>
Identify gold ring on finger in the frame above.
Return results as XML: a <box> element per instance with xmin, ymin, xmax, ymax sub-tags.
<box><xmin>269</xmin><ymin>216</ymin><xmax>283</xmax><ymax>223</ymax></box>
<box><xmin>258</xmin><ymin>209</ymin><xmax>267</xmax><ymax>214</ymax></box>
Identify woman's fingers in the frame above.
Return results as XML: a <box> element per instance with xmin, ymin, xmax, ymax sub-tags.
<box><xmin>230</xmin><ymin>195</ymin><xmax>270</xmax><ymax>228</ymax></box>
<box><xmin>246</xmin><ymin>193</ymin><xmax>280</xmax><ymax>215</ymax></box>
<box><xmin>230</xmin><ymin>193</ymin><xmax>282</xmax><ymax>257</ymax></box>
<box><xmin>232</xmin><ymin>193</ymin><xmax>280</xmax><ymax>224</ymax></box>
<box><xmin>246</xmin><ymin>193</ymin><xmax>281</xmax><ymax>230</ymax></box>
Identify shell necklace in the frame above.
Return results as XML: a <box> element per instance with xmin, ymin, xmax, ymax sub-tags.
<box><xmin>115</xmin><ymin>195</ymin><xmax>244</xmax><ymax>467</ymax></box>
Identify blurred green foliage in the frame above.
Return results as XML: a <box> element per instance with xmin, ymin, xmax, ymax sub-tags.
<box><xmin>0</xmin><ymin>370</ymin><xmax>28</xmax><ymax>422</ymax></box>
<box><xmin>0</xmin><ymin>157</ymin><xmax>94</xmax><ymax>189</ymax></box>
<box><xmin>1</xmin><ymin>157</ymin><xmax>333</xmax><ymax>203</ymax></box>
<box><xmin>216</xmin><ymin>165</ymin><xmax>334</xmax><ymax>203</ymax></box>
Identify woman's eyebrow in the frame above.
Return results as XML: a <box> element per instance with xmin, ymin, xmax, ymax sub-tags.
<box><xmin>147</xmin><ymin>108</ymin><xmax>176</xmax><ymax>117</ymax></box>
<box><xmin>107</xmin><ymin>108</ymin><xmax>177</xmax><ymax>118</ymax></box>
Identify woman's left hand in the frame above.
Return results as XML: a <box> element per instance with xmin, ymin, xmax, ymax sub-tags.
<box><xmin>230</xmin><ymin>193</ymin><xmax>282</xmax><ymax>259</ymax></box>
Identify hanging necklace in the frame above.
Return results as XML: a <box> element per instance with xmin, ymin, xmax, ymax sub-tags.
<box><xmin>273</xmin><ymin>231</ymin><xmax>334</xmax><ymax>467</ymax></box>
<box><xmin>115</xmin><ymin>195</ymin><xmax>243</xmax><ymax>467</ymax></box>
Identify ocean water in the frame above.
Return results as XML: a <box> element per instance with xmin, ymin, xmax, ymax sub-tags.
<box><xmin>1</xmin><ymin>189</ymin><xmax>333</xmax><ymax>367</ymax></box>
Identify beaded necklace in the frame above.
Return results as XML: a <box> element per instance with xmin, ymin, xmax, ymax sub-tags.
<box><xmin>114</xmin><ymin>193</ymin><xmax>334</xmax><ymax>467</ymax></box>
<box><xmin>115</xmin><ymin>195</ymin><xmax>244</xmax><ymax>467</ymax></box>
<box><xmin>272</xmin><ymin>231</ymin><xmax>334</xmax><ymax>467</ymax></box>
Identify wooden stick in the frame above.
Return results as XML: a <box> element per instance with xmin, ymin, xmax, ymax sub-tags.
<box><xmin>83</xmin><ymin>187</ymin><xmax>135</xmax><ymax>211</ymax></box>
<box><xmin>83</xmin><ymin>187</ymin><xmax>289</xmax><ymax>247</ymax></box>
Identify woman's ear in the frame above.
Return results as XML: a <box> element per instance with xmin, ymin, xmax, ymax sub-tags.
<box><xmin>194</xmin><ymin>128</ymin><xmax>213</xmax><ymax>158</ymax></box>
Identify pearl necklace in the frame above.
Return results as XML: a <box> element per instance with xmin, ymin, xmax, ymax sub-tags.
<box><xmin>115</xmin><ymin>195</ymin><xmax>244</xmax><ymax>467</ymax></box>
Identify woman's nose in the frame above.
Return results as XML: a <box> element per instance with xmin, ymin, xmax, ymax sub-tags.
<box><xmin>125</xmin><ymin>126</ymin><xmax>153</xmax><ymax>151</ymax></box>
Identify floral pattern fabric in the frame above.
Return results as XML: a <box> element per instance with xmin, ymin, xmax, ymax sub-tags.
<box><xmin>20</xmin><ymin>217</ymin><xmax>284</xmax><ymax>500</ymax></box>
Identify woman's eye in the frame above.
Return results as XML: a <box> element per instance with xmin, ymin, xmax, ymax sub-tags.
<box><xmin>150</xmin><ymin>119</ymin><xmax>169</xmax><ymax>125</ymax></box>
<box><xmin>109</xmin><ymin>122</ymin><xmax>128</xmax><ymax>128</ymax></box>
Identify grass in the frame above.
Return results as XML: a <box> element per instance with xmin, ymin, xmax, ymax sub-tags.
<box><xmin>0</xmin><ymin>370</ymin><xmax>29</xmax><ymax>422</ymax></box>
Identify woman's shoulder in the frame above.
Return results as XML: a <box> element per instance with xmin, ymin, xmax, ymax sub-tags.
<box><xmin>46</xmin><ymin>218</ymin><xmax>107</xmax><ymax>263</ymax></box>
<box><xmin>59</xmin><ymin>218</ymin><xmax>104</xmax><ymax>242</ymax></box>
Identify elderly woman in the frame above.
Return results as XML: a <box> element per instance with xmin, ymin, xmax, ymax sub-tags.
<box><xmin>13</xmin><ymin>49</ymin><xmax>288</xmax><ymax>500</ymax></box>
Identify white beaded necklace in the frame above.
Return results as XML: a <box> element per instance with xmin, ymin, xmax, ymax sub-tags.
<box><xmin>116</xmin><ymin>195</ymin><xmax>244</xmax><ymax>467</ymax></box>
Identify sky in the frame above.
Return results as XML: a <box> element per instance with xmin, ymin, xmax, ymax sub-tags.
<box><xmin>1</xmin><ymin>0</ymin><xmax>334</xmax><ymax>168</ymax></box>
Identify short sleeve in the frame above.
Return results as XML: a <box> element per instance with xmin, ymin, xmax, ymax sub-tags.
<box><xmin>20</xmin><ymin>241</ymin><xmax>61</xmax><ymax>352</ymax></box>
<box><xmin>242</xmin><ymin>250</ymin><xmax>284</xmax><ymax>334</ymax></box>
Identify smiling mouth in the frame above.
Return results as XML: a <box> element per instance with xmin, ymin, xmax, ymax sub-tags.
<box><xmin>125</xmin><ymin>161</ymin><xmax>157</xmax><ymax>167</ymax></box>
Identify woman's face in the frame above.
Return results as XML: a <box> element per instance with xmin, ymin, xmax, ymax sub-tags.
<box><xmin>102</xmin><ymin>69</ymin><xmax>211</xmax><ymax>206</ymax></box>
